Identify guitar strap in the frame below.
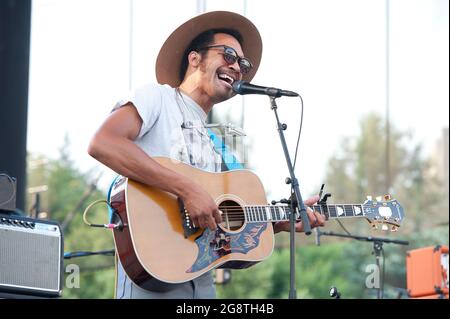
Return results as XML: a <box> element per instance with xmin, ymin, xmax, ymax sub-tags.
<box><xmin>207</xmin><ymin>128</ymin><xmax>243</xmax><ymax>171</ymax></box>
<box><xmin>106</xmin><ymin>129</ymin><xmax>243</xmax><ymax>223</ymax></box>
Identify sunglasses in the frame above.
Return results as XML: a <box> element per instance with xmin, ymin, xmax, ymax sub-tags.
<box><xmin>197</xmin><ymin>45</ymin><xmax>253</xmax><ymax>75</ymax></box>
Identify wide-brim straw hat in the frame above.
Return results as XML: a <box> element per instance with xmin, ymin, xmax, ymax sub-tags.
<box><xmin>156</xmin><ymin>11</ymin><xmax>262</xmax><ymax>88</ymax></box>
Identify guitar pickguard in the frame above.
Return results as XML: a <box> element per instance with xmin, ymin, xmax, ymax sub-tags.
<box><xmin>187</xmin><ymin>223</ymin><xmax>267</xmax><ymax>273</ymax></box>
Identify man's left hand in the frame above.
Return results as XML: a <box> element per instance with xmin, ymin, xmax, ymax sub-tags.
<box><xmin>272</xmin><ymin>195</ymin><xmax>325</xmax><ymax>233</ymax></box>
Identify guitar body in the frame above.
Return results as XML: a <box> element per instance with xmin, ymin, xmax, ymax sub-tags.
<box><xmin>110</xmin><ymin>157</ymin><xmax>274</xmax><ymax>290</ymax></box>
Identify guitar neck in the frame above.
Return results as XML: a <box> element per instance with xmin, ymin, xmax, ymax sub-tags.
<box><xmin>243</xmin><ymin>203</ymin><xmax>366</xmax><ymax>223</ymax></box>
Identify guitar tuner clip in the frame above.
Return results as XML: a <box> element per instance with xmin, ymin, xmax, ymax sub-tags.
<box><xmin>318</xmin><ymin>184</ymin><xmax>332</xmax><ymax>205</ymax></box>
<box><xmin>271</xmin><ymin>198</ymin><xmax>290</xmax><ymax>205</ymax></box>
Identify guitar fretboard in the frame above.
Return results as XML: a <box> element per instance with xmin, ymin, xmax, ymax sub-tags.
<box><xmin>242</xmin><ymin>204</ymin><xmax>366</xmax><ymax>223</ymax></box>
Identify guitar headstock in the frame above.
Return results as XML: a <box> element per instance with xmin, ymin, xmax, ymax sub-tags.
<box><xmin>363</xmin><ymin>194</ymin><xmax>404</xmax><ymax>231</ymax></box>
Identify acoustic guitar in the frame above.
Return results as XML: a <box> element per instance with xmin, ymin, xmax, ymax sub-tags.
<box><xmin>109</xmin><ymin>157</ymin><xmax>404</xmax><ymax>290</ymax></box>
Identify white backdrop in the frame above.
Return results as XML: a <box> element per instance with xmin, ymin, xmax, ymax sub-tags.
<box><xmin>28</xmin><ymin>0</ymin><xmax>449</xmax><ymax>200</ymax></box>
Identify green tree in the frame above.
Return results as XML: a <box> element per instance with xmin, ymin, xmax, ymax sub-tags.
<box><xmin>322</xmin><ymin>112</ymin><xmax>448</xmax><ymax>297</ymax></box>
<box><xmin>27</xmin><ymin>137</ymin><xmax>115</xmax><ymax>298</ymax></box>
<box><xmin>324</xmin><ymin>112</ymin><xmax>448</xmax><ymax>233</ymax></box>
<box><xmin>218</xmin><ymin>112</ymin><xmax>448</xmax><ymax>299</ymax></box>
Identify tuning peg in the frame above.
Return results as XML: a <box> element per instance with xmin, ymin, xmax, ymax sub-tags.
<box><xmin>371</xmin><ymin>224</ymin><xmax>378</xmax><ymax>230</ymax></box>
<box><xmin>366</xmin><ymin>196</ymin><xmax>373</xmax><ymax>201</ymax></box>
<box><xmin>391</xmin><ymin>226</ymin><xmax>398</xmax><ymax>232</ymax></box>
<box><xmin>376</xmin><ymin>196</ymin><xmax>382</xmax><ymax>202</ymax></box>
<box><xmin>384</xmin><ymin>194</ymin><xmax>391</xmax><ymax>201</ymax></box>
<box><xmin>381</xmin><ymin>224</ymin><xmax>389</xmax><ymax>231</ymax></box>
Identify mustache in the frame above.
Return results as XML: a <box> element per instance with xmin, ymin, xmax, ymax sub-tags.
<box><xmin>216</xmin><ymin>68</ymin><xmax>240</xmax><ymax>80</ymax></box>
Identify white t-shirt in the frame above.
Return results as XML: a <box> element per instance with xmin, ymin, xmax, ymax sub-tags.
<box><xmin>113</xmin><ymin>83</ymin><xmax>222</xmax><ymax>172</ymax></box>
<box><xmin>112</xmin><ymin>83</ymin><xmax>218</xmax><ymax>298</ymax></box>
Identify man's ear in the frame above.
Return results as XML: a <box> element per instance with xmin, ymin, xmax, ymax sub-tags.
<box><xmin>188</xmin><ymin>51</ymin><xmax>201</xmax><ymax>67</ymax></box>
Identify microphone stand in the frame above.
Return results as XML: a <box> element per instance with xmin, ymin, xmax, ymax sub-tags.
<box><xmin>315</xmin><ymin>229</ymin><xmax>409</xmax><ymax>299</ymax></box>
<box><xmin>269</xmin><ymin>97</ymin><xmax>311</xmax><ymax>299</ymax></box>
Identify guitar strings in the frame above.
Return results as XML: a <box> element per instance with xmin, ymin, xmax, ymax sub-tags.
<box><xmin>217</xmin><ymin>205</ymin><xmax>333</xmax><ymax>210</ymax></box>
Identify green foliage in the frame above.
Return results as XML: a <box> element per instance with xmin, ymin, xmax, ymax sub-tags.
<box><xmin>25</xmin><ymin>114</ymin><xmax>448</xmax><ymax>299</ymax></box>
<box><xmin>27</xmin><ymin>136</ymin><xmax>115</xmax><ymax>299</ymax></box>
<box><xmin>219</xmin><ymin>112</ymin><xmax>448</xmax><ymax>299</ymax></box>
<box><xmin>216</xmin><ymin>253</ymin><xmax>276</xmax><ymax>299</ymax></box>
<box><xmin>324</xmin><ymin>112</ymin><xmax>448</xmax><ymax>232</ymax></box>
<box><xmin>218</xmin><ymin>224</ymin><xmax>448</xmax><ymax>299</ymax></box>
<box><xmin>321</xmin><ymin>112</ymin><xmax>448</xmax><ymax>297</ymax></box>
<box><xmin>217</xmin><ymin>243</ymin><xmax>367</xmax><ymax>299</ymax></box>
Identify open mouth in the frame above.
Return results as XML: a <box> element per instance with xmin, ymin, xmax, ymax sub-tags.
<box><xmin>217</xmin><ymin>73</ymin><xmax>235</xmax><ymax>87</ymax></box>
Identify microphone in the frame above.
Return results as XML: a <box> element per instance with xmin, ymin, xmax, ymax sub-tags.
<box><xmin>232</xmin><ymin>81</ymin><xmax>299</xmax><ymax>98</ymax></box>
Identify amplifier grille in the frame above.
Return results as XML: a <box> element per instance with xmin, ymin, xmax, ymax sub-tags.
<box><xmin>0</xmin><ymin>217</ymin><xmax>62</xmax><ymax>296</ymax></box>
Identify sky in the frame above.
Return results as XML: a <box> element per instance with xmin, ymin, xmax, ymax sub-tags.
<box><xmin>28</xmin><ymin>0</ymin><xmax>449</xmax><ymax>203</ymax></box>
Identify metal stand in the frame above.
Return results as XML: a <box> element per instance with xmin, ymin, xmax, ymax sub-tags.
<box><xmin>316</xmin><ymin>229</ymin><xmax>409</xmax><ymax>299</ymax></box>
<box><xmin>373</xmin><ymin>240</ymin><xmax>384</xmax><ymax>299</ymax></box>
<box><xmin>269</xmin><ymin>97</ymin><xmax>311</xmax><ymax>299</ymax></box>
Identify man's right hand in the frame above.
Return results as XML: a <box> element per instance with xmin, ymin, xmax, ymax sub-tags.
<box><xmin>181</xmin><ymin>184</ymin><xmax>222</xmax><ymax>231</ymax></box>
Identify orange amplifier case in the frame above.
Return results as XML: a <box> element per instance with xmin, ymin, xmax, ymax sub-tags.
<box><xmin>407</xmin><ymin>245</ymin><xmax>449</xmax><ymax>297</ymax></box>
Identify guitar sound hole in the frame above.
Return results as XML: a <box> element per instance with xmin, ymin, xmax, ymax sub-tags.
<box><xmin>219</xmin><ymin>200</ymin><xmax>245</xmax><ymax>231</ymax></box>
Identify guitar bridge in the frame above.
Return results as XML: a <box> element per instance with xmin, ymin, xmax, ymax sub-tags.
<box><xmin>178</xmin><ymin>197</ymin><xmax>199</xmax><ymax>238</ymax></box>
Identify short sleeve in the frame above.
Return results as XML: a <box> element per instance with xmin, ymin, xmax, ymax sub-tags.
<box><xmin>112</xmin><ymin>83</ymin><xmax>164</xmax><ymax>139</ymax></box>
